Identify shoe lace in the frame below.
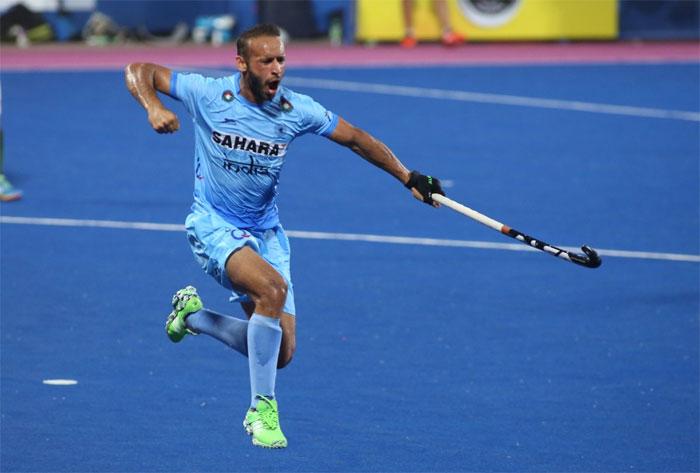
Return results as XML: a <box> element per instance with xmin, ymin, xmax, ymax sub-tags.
<box><xmin>173</xmin><ymin>286</ymin><xmax>197</xmax><ymax>310</ymax></box>
<box><xmin>258</xmin><ymin>399</ymin><xmax>279</xmax><ymax>430</ymax></box>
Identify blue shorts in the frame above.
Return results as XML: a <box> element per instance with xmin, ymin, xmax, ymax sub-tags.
<box><xmin>185</xmin><ymin>201</ymin><xmax>296</xmax><ymax>316</ymax></box>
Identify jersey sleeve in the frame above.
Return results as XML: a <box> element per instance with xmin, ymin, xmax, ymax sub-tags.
<box><xmin>169</xmin><ymin>72</ymin><xmax>210</xmax><ymax>116</ymax></box>
<box><xmin>299</xmin><ymin>95</ymin><xmax>339</xmax><ymax>137</ymax></box>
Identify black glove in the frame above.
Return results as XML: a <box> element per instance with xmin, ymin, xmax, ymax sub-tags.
<box><xmin>404</xmin><ymin>170</ymin><xmax>444</xmax><ymax>205</ymax></box>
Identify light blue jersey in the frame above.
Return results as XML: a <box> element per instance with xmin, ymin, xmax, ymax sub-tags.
<box><xmin>171</xmin><ymin>71</ymin><xmax>339</xmax><ymax>230</ymax></box>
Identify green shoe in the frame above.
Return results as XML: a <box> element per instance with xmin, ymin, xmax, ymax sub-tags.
<box><xmin>165</xmin><ymin>286</ymin><xmax>203</xmax><ymax>342</ymax></box>
<box><xmin>243</xmin><ymin>396</ymin><xmax>288</xmax><ymax>448</ymax></box>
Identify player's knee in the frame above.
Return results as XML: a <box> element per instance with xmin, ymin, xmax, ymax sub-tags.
<box><xmin>277</xmin><ymin>344</ymin><xmax>295</xmax><ymax>369</ymax></box>
<box><xmin>256</xmin><ymin>276</ymin><xmax>287</xmax><ymax>316</ymax></box>
<box><xmin>267</xmin><ymin>277</ymin><xmax>288</xmax><ymax>311</ymax></box>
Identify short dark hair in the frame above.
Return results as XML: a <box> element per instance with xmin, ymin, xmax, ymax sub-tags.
<box><xmin>236</xmin><ymin>24</ymin><xmax>281</xmax><ymax>60</ymax></box>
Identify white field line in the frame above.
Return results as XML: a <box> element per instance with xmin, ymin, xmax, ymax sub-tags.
<box><xmin>283</xmin><ymin>76</ymin><xmax>700</xmax><ymax>122</ymax></box>
<box><xmin>1</xmin><ymin>215</ymin><xmax>698</xmax><ymax>264</ymax></box>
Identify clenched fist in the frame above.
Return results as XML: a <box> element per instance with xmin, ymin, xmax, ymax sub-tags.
<box><xmin>148</xmin><ymin>107</ymin><xmax>180</xmax><ymax>134</ymax></box>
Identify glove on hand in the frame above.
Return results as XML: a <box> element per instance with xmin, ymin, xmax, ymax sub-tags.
<box><xmin>404</xmin><ymin>170</ymin><xmax>445</xmax><ymax>205</ymax></box>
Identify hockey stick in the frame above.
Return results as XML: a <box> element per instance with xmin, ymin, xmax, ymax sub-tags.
<box><xmin>432</xmin><ymin>194</ymin><xmax>602</xmax><ymax>268</ymax></box>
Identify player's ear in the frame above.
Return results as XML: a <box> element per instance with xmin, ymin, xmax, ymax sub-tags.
<box><xmin>235</xmin><ymin>55</ymin><xmax>247</xmax><ymax>73</ymax></box>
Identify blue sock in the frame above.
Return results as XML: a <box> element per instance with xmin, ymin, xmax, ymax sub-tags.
<box><xmin>185</xmin><ymin>308</ymin><xmax>248</xmax><ymax>356</ymax></box>
<box><xmin>247</xmin><ymin>313</ymin><xmax>282</xmax><ymax>408</ymax></box>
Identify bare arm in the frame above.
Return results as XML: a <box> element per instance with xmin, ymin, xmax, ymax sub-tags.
<box><xmin>329</xmin><ymin>117</ymin><xmax>410</xmax><ymax>185</ymax></box>
<box><xmin>124</xmin><ymin>62</ymin><xmax>180</xmax><ymax>134</ymax></box>
<box><xmin>329</xmin><ymin>117</ymin><xmax>441</xmax><ymax>206</ymax></box>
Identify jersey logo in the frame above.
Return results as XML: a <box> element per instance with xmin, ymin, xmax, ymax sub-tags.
<box><xmin>212</xmin><ymin>131</ymin><xmax>287</xmax><ymax>157</ymax></box>
<box><xmin>222</xmin><ymin>90</ymin><xmax>234</xmax><ymax>102</ymax></box>
<box><xmin>223</xmin><ymin>156</ymin><xmax>271</xmax><ymax>176</ymax></box>
<box><xmin>231</xmin><ymin>229</ymin><xmax>251</xmax><ymax>240</ymax></box>
<box><xmin>280</xmin><ymin>96</ymin><xmax>293</xmax><ymax>112</ymax></box>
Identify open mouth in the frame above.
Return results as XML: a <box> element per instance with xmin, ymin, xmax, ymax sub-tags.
<box><xmin>266</xmin><ymin>80</ymin><xmax>280</xmax><ymax>96</ymax></box>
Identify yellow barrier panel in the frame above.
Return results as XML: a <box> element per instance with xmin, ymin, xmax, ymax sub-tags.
<box><xmin>356</xmin><ymin>0</ymin><xmax>618</xmax><ymax>42</ymax></box>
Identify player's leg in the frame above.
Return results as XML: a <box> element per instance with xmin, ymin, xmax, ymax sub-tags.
<box><xmin>401</xmin><ymin>0</ymin><xmax>417</xmax><ymax>47</ymax></box>
<box><xmin>242</xmin><ymin>301</ymin><xmax>295</xmax><ymax>369</ymax></box>
<box><xmin>225</xmin><ymin>246</ymin><xmax>285</xmax><ymax>399</ymax></box>
<box><xmin>184</xmin><ymin>306</ymin><xmax>249</xmax><ymax>356</ymax></box>
<box><xmin>277</xmin><ymin>314</ymin><xmax>295</xmax><ymax>368</ymax></box>
<box><xmin>239</xmin><ymin>224</ymin><xmax>296</xmax><ymax>370</ymax></box>
<box><xmin>227</xmin><ymin>246</ymin><xmax>288</xmax><ymax>448</ymax></box>
<box><xmin>433</xmin><ymin>0</ymin><xmax>464</xmax><ymax>46</ymax></box>
<box><xmin>168</xmin><ymin>243</ymin><xmax>289</xmax><ymax>447</ymax></box>
<box><xmin>177</xmin><ymin>302</ymin><xmax>295</xmax><ymax>362</ymax></box>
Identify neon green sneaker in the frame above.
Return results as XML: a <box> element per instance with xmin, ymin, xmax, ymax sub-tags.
<box><xmin>165</xmin><ymin>286</ymin><xmax>203</xmax><ymax>342</ymax></box>
<box><xmin>243</xmin><ymin>396</ymin><xmax>288</xmax><ymax>448</ymax></box>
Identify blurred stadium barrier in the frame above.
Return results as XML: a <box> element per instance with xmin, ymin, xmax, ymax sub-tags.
<box><xmin>0</xmin><ymin>0</ymin><xmax>697</xmax><ymax>45</ymax></box>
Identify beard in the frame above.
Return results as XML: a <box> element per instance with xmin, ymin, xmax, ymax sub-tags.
<box><xmin>246</xmin><ymin>69</ymin><xmax>271</xmax><ymax>103</ymax></box>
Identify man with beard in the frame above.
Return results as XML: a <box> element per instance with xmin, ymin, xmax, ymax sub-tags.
<box><xmin>125</xmin><ymin>23</ymin><xmax>444</xmax><ymax>449</ymax></box>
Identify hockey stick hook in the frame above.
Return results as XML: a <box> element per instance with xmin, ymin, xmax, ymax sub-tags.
<box><xmin>569</xmin><ymin>245</ymin><xmax>602</xmax><ymax>268</ymax></box>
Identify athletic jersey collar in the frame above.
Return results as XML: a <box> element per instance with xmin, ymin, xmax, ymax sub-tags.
<box><xmin>232</xmin><ymin>72</ymin><xmax>281</xmax><ymax>109</ymax></box>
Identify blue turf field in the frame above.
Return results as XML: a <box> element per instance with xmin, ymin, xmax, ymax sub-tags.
<box><xmin>1</xmin><ymin>62</ymin><xmax>698</xmax><ymax>472</ymax></box>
